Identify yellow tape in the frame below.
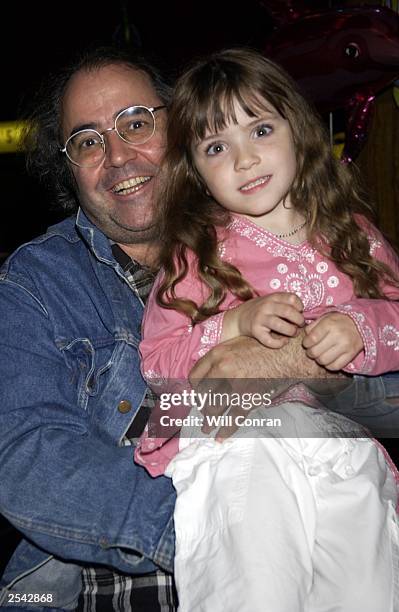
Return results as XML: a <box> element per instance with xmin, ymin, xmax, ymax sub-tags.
<box><xmin>332</xmin><ymin>131</ymin><xmax>345</xmax><ymax>160</ymax></box>
<box><xmin>333</xmin><ymin>143</ymin><xmax>344</xmax><ymax>159</ymax></box>
<box><xmin>0</xmin><ymin>121</ymin><xmax>28</xmax><ymax>153</ymax></box>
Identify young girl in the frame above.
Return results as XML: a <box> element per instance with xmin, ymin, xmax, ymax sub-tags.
<box><xmin>136</xmin><ymin>49</ymin><xmax>399</xmax><ymax>611</ymax></box>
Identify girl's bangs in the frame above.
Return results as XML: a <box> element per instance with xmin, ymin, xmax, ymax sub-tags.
<box><xmin>190</xmin><ymin>84</ymin><xmax>276</xmax><ymax>143</ymax></box>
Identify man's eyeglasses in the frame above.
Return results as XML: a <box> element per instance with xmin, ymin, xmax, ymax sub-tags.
<box><xmin>60</xmin><ymin>105</ymin><xmax>166</xmax><ymax>168</ymax></box>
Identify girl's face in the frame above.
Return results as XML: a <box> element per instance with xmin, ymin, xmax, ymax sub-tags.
<box><xmin>191</xmin><ymin>97</ymin><xmax>297</xmax><ymax>229</ymax></box>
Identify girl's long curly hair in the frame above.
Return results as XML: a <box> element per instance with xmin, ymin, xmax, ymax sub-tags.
<box><xmin>157</xmin><ymin>47</ymin><xmax>398</xmax><ymax>322</ymax></box>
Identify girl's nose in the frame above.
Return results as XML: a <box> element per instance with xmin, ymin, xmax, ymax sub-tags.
<box><xmin>234</xmin><ymin>144</ymin><xmax>260</xmax><ymax>171</ymax></box>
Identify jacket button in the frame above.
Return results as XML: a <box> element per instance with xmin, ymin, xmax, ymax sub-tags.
<box><xmin>118</xmin><ymin>399</ymin><xmax>132</xmax><ymax>414</ymax></box>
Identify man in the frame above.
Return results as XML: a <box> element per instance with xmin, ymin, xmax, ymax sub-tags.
<box><xmin>0</xmin><ymin>46</ymin><xmax>177</xmax><ymax>611</ymax></box>
<box><xmin>0</xmin><ymin>46</ymin><xmax>397</xmax><ymax>611</ymax></box>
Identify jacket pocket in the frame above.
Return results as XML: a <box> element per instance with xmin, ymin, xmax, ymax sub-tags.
<box><xmin>61</xmin><ymin>337</ymin><xmax>116</xmax><ymax>411</ymax></box>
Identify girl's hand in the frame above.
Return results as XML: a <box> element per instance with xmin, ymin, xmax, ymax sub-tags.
<box><xmin>302</xmin><ymin>312</ymin><xmax>364</xmax><ymax>371</ymax></box>
<box><xmin>222</xmin><ymin>292</ymin><xmax>305</xmax><ymax>348</ymax></box>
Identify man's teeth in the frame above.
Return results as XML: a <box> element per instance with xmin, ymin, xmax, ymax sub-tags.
<box><xmin>112</xmin><ymin>176</ymin><xmax>151</xmax><ymax>194</ymax></box>
<box><xmin>240</xmin><ymin>176</ymin><xmax>270</xmax><ymax>191</ymax></box>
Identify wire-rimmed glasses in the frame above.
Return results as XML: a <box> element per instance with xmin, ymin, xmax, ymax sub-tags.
<box><xmin>60</xmin><ymin>105</ymin><xmax>166</xmax><ymax>168</ymax></box>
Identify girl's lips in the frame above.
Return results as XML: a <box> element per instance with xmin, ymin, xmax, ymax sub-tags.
<box><xmin>239</xmin><ymin>175</ymin><xmax>271</xmax><ymax>193</ymax></box>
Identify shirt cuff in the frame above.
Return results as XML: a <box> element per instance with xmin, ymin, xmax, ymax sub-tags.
<box><xmin>197</xmin><ymin>311</ymin><xmax>225</xmax><ymax>359</ymax></box>
<box><xmin>337</xmin><ymin>306</ymin><xmax>377</xmax><ymax>374</ymax></box>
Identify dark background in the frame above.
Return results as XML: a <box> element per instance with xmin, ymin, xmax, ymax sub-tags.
<box><xmin>0</xmin><ymin>0</ymin><xmax>274</xmax><ymax>256</ymax></box>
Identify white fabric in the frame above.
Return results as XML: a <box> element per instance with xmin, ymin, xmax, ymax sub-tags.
<box><xmin>166</xmin><ymin>403</ymin><xmax>399</xmax><ymax>612</ymax></box>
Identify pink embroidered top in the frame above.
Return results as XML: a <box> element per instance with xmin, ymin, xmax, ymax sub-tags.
<box><xmin>136</xmin><ymin>214</ymin><xmax>399</xmax><ymax>475</ymax></box>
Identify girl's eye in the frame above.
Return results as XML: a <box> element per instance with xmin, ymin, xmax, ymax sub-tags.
<box><xmin>254</xmin><ymin>124</ymin><xmax>273</xmax><ymax>138</ymax></box>
<box><xmin>206</xmin><ymin>142</ymin><xmax>226</xmax><ymax>156</ymax></box>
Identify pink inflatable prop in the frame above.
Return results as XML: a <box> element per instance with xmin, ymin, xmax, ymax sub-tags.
<box><xmin>259</xmin><ymin>3</ymin><xmax>399</xmax><ymax>161</ymax></box>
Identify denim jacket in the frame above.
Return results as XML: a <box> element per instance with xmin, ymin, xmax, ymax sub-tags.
<box><xmin>0</xmin><ymin>210</ymin><xmax>176</xmax><ymax>609</ymax></box>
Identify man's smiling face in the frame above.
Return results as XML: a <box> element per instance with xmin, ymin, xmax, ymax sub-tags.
<box><xmin>61</xmin><ymin>63</ymin><xmax>167</xmax><ymax>247</ymax></box>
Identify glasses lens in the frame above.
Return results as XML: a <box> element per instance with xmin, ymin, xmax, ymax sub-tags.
<box><xmin>66</xmin><ymin>130</ymin><xmax>104</xmax><ymax>167</ymax></box>
<box><xmin>116</xmin><ymin>106</ymin><xmax>155</xmax><ymax>145</ymax></box>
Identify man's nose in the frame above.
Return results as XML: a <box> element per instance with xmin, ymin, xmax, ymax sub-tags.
<box><xmin>103</xmin><ymin>130</ymin><xmax>138</xmax><ymax>168</ymax></box>
<box><xmin>234</xmin><ymin>144</ymin><xmax>260</xmax><ymax>172</ymax></box>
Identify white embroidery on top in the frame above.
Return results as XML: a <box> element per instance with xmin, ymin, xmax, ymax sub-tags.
<box><xmin>198</xmin><ymin>316</ymin><xmax>222</xmax><ymax>357</ymax></box>
<box><xmin>338</xmin><ymin>309</ymin><xmax>376</xmax><ymax>373</ymax></box>
<box><xmin>317</xmin><ymin>261</ymin><xmax>328</xmax><ymax>274</ymax></box>
<box><xmin>143</xmin><ymin>370</ymin><xmax>166</xmax><ymax>385</ymax></box>
<box><xmin>379</xmin><ymin>325</ymin><xmax>399</xmax><ymax>351</ymax></box>
<box><xmin>369</xmin><ymin>237</ymin><xmax>382</xmax><ymax>256</ymax></box>
<box><xmin>327</xmin><ymin>275</ymin><xmax>339</xmax><ymax>288</ymax></box>
<box><xmin>218</xmin><ymin>242</ymin><xmax>227</xmax><ymax>259</ymax></box>
<box><xmin>284</xmin><ymin>272</ymin><xmax>325</xmax><ymax>309</ymax></box>
<box><xmin>229</xmin><ymin>217</ymin><xmax>317</xmax><ymax>263</ymax></box>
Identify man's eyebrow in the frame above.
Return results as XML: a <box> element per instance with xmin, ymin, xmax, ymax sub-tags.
<box><xmin>68</xmin><ymin>106</ymin><xmax>137</xmax><ymax>138</ymax></box>
<box><xmin>69</xmin><ymin>123</ymin><xmax>98</xmax><ymax>137</ymax></box>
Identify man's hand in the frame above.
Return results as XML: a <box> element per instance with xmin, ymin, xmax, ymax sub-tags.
<box><xmin>189</xmin><ymin>332</ymin><xmax>335</xmax><ymax>382</ymax></box>
<box><xmin>188</xmin><ymin>332</ymin><xmax>346</xmax><ymax>439</ymax></box>
<box><xmin>302</xmin><ymin>313</ymin><xmax>363</xmax><ymax>371</ymax></box>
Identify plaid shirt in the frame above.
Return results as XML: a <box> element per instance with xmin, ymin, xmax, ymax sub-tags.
<box><xmin>76</xmin><ymin>244</ymin><xmax>177</xmax><ymax>612</ymax></box>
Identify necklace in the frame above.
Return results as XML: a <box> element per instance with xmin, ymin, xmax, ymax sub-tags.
<box><xmin>275</xmin><ymin>220</ymin><xmax>307</xmax><ymax>239</ymax></box>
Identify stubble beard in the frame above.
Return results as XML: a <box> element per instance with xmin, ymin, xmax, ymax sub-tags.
<box><xmin>104</xmin><ymin>213</ymin><xmax>160</xmax><ymax>246</ymax></box>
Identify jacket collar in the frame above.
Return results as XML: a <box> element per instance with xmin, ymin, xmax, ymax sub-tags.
<box><xmin>75</xmin><ymin>208</ymin><xmax>116</xmax><ymax>266</ymax></box>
